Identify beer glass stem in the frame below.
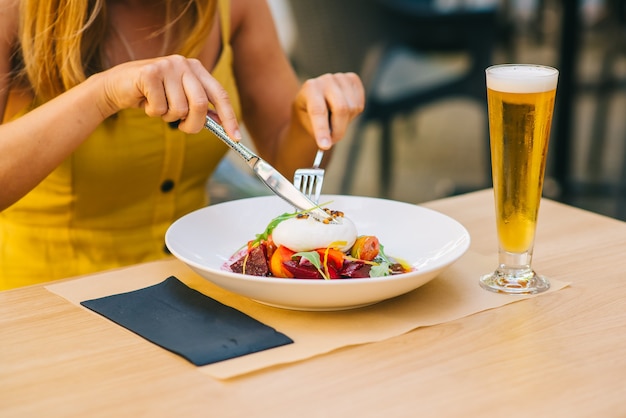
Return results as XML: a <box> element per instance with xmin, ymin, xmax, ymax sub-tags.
<box><xmin>480</xmin><ymin>248</ymin><xmax>550</xmax><ymax>294</ymax></box>
<box><xmin>499</xmin><ymin>248</ymin><xmax>533</xmax><ymax>272</ymax></box>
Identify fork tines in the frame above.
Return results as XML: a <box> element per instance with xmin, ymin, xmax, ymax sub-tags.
<box><xmin>293</xmin><ymin>150</ymin><xmax>325</xmax><ymax>204</ymax></box>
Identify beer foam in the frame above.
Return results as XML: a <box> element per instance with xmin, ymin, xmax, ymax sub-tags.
<box><xmin>486</xmin><ymin>65</ymin><xmax>558</xmax><ymax>93</ymax></box>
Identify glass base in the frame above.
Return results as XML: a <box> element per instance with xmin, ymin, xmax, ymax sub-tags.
<box><xmin>479</xmin><ymin>269</ymin><xmax>550</xmax><ymax>295</ymax></box>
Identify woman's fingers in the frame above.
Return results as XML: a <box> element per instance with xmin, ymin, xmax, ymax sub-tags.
<box><xmin>297</xmin><ymin>72</ymin><xmax>365</xmax><ymax>149</ymax></box>
<box><xmin>134</xmin><ymin>60</ymin><xmax>169</xmax><ymax>117</ymax></box>
<box><xmin>174</xmin><ymin>70</ymin><xmax>209</xmax><ymax>131</ymax></box>
<box><xmin>188</xmin><ymin>58</ymin><xmax>241</xmax><ymax>139</ymax></box>
<box><xmin>109</xmin><ymin>55</ymin><xmax>240</xmax><ymax>138</ymax></box>
<box><xmin>300</xmin><ymin>77</ymin><xmax>332</xmax><ymax>149</ymax></box>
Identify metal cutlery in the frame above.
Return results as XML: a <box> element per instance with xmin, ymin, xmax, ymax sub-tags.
<box><xmin>293</xmin><ymin>149</ymin><xmax>325</xmax><ymax>204</ymax></box>
<box><xmin>204</xmin><ymin>116</ymin><xmax>335</xmax><ymax>223</ymax></box>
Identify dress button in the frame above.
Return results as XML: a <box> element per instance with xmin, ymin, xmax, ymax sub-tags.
<box><xmin>168</xmin><ymin>120</ymin><xmax>181</xmax><ymax>129</ymax></box>
<box><xmin>160</xmin><ymin>179</ymin><xmax>175</xmax><ymax>193</ymax></box>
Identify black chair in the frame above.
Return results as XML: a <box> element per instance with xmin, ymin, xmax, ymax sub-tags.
<box><xmin>288</xmin><ymin>0</ymin><xmax>500</xmax><ymax>198</ymax></box>
<box><xmin>287</xmin><ymin>0</ymin><xmax>386</xmax><ymax>78</ymax></box>
<box><xmin>343</xmin><ymin>1</ymin><xmax>499</xmax><ymax>196</ymax></box>
<box><xmin>554</xmin><ymin>0</ymin><xmax>626</xmax><ymax>220</ymax></box>
<box><xmin>584</xmin><ymin>0</ymin><xmax>626</xmax><ymax>220</ymax></box>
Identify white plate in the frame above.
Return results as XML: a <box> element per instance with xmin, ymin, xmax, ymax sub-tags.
<box><xmin>165</xmin><ymin>195</ymin><xmax>470</xmax><ymax>311</ymax></box>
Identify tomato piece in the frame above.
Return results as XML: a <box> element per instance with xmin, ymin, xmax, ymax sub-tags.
<box><xmin>315</xmin><ymin>248</ymin><xmax>345</xmax><ymax>270</ymax></box>
<box><xmin>350</xmin><ymin>236</ymin><xmax>380</xmax><ymax>261</ymax></box>
<box><xmin>269</xmin><ymin>245</ymin><xmax>296</xmax><ymax>278</ymax></box>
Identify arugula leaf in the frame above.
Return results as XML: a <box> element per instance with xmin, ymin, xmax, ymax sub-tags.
<box><xmin>293</xmin><ymin>251</ymin><xmax>321</xmax><ymax>268</ymax></box>
<box><xmin>370</xmin><ymin>261</ymin><xmax>391</xmax><ymax>277</ymax></box>
<box><xmin>251</xmin><ymin>212</ymin><xmax>297</xmax><ymax>246</ymax></box>
<box><xmin>377</xmin><ymin>244</ymin><xmax>392</xmax><ymax>264</ymax></box>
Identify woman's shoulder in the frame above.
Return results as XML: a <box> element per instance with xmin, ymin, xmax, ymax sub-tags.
<box><xmin>229</xmin><ymin>0</ymin><xmax>274</xmax><ymax>34</ymax></box>
<box><xmin>0</xmin><ymin>0</ymin><xmax>19</xmax><ymax>38</ymax></box>
<box><xmin>0</xmin><ymin>0</ymin><xmax>19</xmax><ymax>18</ymax></box>
<box><xmin>1</xmin><ymin>0</ymin><xmax>21</xmax><ymax>120</ymax></box>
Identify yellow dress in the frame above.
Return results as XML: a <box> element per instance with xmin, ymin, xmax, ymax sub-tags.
<box><xmin>0</xmin><ymin>0</ymin><xmax>241</xmax><ymax>290</ymax></box>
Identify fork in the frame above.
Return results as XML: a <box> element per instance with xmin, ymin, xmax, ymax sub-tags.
<box><xmin>293</xmin><ymin>149</ymin><xmax>325</xmax><ymax>204</ymax></box>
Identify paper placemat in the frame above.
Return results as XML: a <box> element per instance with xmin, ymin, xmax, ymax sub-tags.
<box><xmin>46</xmin><ymin>252</ymin><xmax>569</xmax><ymax>379</ymax></box>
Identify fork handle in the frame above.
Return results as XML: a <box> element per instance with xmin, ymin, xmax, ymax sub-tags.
<box><xmin>312</xmin><ymin>149</ymin><xmax>324</xmax><ymax>169</ymax></box>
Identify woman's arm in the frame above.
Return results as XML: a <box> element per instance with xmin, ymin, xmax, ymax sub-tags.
<box><xmin>0</xmin><ymin>56</ymin><xmax>241</xmax><ymax>212</ymax></box>
<box><xmin>1</xmin><ymin>1</ymin><xmax>240</xmax><ymax>214</ymax></box>
<box><xmin>230</xmin><ymin>0</ymin><xmax>364</xmax><ymax>177</ymax></box>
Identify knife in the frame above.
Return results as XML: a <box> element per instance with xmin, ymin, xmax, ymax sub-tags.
<box><xmin>204</xmin><ymin>116</ymin><xmax>336</xmax><ymax>224</ymax></box>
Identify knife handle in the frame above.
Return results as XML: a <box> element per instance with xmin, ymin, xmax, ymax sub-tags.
<box><xmin>204</xmin><ymin>116</ymin><xmax>258</xmax><ymax>164</ymax></box>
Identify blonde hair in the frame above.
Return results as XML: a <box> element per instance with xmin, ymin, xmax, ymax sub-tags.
<box><xmin>15</xmin><ymin>0</ymin><xmax>216</xmax><ymax>102</ymax></box>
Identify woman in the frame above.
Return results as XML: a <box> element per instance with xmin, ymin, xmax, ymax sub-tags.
<box><xmin>0</xmin><ymin>0</ymin><xmax>365</xmax><ymax>289</ymax></box>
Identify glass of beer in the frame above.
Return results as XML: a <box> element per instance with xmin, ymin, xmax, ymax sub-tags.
<box><xmin>479</xmin><ymin>64</ymin><xmax>559</xmax><ymax>294</ymax></box>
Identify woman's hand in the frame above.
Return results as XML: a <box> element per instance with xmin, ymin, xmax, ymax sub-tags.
<box><xmin>97</xmin><ymin>54</ymin><xmax>241</xmax><ymax>139</ymax></box>
<box><xmin>293</xmin><ymin>72</ymin><xmax>365</xmax><ymax>150</ymax></box>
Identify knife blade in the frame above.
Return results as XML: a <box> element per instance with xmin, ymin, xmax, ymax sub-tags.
<box><xmin>204</xmin><ymin>116</ymin><xmax>336</xmax><ymax>223</ymax></box>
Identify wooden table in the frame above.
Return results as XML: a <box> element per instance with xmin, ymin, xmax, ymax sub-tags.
<box><xmin>2</xmin><ymin>189</ymin><xmax>625</xmax><ymax>417</ymax></box>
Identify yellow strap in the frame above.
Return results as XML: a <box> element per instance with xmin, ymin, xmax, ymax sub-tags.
<box><xmin>217</xmin><ymin>0</ymin><xmax>231</xmax><ymax>44</ymax></box>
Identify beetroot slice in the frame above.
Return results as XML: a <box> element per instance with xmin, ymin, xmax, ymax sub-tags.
<box><xmin>341</xmin><ymin>262</ymin><xmax>371</xmax><ymax>278</ymax></box>
<box><xmin>282</xmin><ymin>260</ymin><xmax>344</xmax><ymax>279</ymax></box>
<box><xmin>230</xmin><ymin>245</ymin><xmax>269</xmax><ymax>276</ymax></box>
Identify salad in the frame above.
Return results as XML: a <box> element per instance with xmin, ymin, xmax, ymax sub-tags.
<box><xmin>224</xmin><ymin>208</ymin><xmax>412</xmax><ymax>280</ymax></box>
